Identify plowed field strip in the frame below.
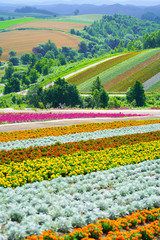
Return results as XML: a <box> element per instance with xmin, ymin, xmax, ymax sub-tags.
<box><xmin>0</xmin><ymin>30</ymin><xmax>81</xmax><ymax>60</ymax></box>
<box><xmin>109</xmin><ymin>57</ymin><xmax>160</xmax><ymax>92</ymax></box>
<box><xmin>103</xmin><ymin>52</ymin><xmax>160</xmax><ymax>90</ymax></box>
<box><xmin>7</xmin><ymin>21</ymin><xmax>89</xmax><ymax>31</ymax></box>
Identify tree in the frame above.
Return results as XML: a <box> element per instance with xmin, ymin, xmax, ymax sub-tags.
<box><xmin>43</xmin><ymin>78</ymin><xmax>82</xmax><ymax>108</ymax></box>
<box><xmin>26</xmin><ymin>85</ymin><xmax>43</xmax><ymax>107</ymax></box>
<box><xmin>91</xmin><ymin>76</ymin><xmax>103</xmax><ymax>93</ymax></box>
<box><xmin>21</xmin><ymin>53</ymin><xmax>31</xmax><ymax>65</ymax></box>
<box><xmin>78</xmin><ymin>41</ymin><xmax>88</xmax><ymax>54</ymax></box>
<box><xmin>118</xmin><ymin>41</ymin><xmax>124</xmax><ymax>52</ymax></box>
<box><xmin>9</xmin><ymin>56</ymin><xmax>19</xmax><ymax>66</ymax></box>
<box><xmin>70</xmin><ymin>28</ymin><xmax>76</xmax><ymax>34</ymax></box>
<box><xmin>3</xmin><ymin>62</ymin><xmax>14</xmax><ymax>80</ymax></box>
<box><xmin>91</xmin><ymin>76</ymin><xmax>109</xmax><ymax>108</ymax></box>
<box><xmin>93</xmin><ymin>89</ymin><xmax>100</xmax><ymax>107</ymax></box>
<box><xmin>100</xmin><ymin>89</ymin><xmax>109</xmax><ymax>108</ymax></box>
<box><xmin>29</xmin><ymin>69</ymin><xmax>39</xmax><ymax>83</ymax></box>
<box><xmin>126</xmin><ymin>81</ymin><xmax>146</xmax><ymax>107</ymax></box>
<box><xmin>9</xmin><ymin>50</ymin><xmax>17</xmax><ymax>57</ymax></box>
<box><xmin>44</xmin><ymin>51</ymin><xmax>55</xmax><ymax>59</ymax></box>
<box><xmin>0</xmin><ymin>47</ymin><xmax>2</xmax><ymax>57</ymax></box>
<box><xmin>58</xmin><ymin>53</ymin><xmax>66</xmax><ymax>65</ymax></box>
<box><xmin>74</xmin><ymin>9</ymin><xmax>79</xmax><ymax>15</ymax></box>
<box><xmin>4</xmin><ymin>77</ymin><xmax>20</xmax><ymax>94</ymax></box>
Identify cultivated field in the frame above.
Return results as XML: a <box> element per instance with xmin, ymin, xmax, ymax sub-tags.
<box><xmin>72</xmin><ymin>48</ymin><xmax>160</xmax><ymax>92</ymax></box>
<box><xmin>7</xmin><ymin>20</ymin><xmax>90</xmax><ymax>31</ymax></box>
<box><xmin>65</xmin><ymin>14</ymin><xmax>104</xmax><ymax>22</ymax></box>
<box><xmin>104</xmin><ymin>52</ymin><xmax>160</xmax><ymax>91</ymax></box>
<box><xmin>0</xmin><ymin>111</ymin><xmax>160</xmax><ymax>239</ymax></box>
<box><xmin>67</xmin><ymin>52</ymin><xmax>140</xmax><ymax>86</ymax></box>
<box><xmin>0</xmin><ymin>30</ymin><xmax>81</xmax><ymax>60</ymax></box>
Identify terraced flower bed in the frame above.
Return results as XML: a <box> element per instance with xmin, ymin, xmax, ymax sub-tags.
<box><xmin>0</xmin><ymin>118</ymin><xmax>160</xmax><ymax>239</ymax></box>
<box><xmin>0</xmin><ymin>112</ymin><xmax>146</xmax><ymax>124</ymax></box>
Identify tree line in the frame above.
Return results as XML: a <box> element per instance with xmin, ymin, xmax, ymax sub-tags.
<box><xmin>70</xmin><ymin>14</ymin><xmax>160</xmax><ymax>57</ymax></box>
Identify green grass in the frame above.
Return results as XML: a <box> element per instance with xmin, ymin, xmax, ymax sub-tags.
<box><xmin>77</xmin><ymin>48</ymin><xmax>160</xmax><ymax>92</ymax></box>
<box><xmin>146</xmin><ymin>80</ymin><xmax>160</xmax><ymax>92</ymax></box>
<box><xmin>0</xmin><ymin>18</ymin><xmax>41</xmax><ymax>30</ymax></box>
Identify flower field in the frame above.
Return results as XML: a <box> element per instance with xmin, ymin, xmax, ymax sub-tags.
<box><xmin>0</xmin><ymin>118</ymin><xmax>160</xmax><ymax>239</ymax></box>
<box><xmin>0</xmin><ymin>112</ymin><xmax>146</xmax><ymax>124</ymax></box>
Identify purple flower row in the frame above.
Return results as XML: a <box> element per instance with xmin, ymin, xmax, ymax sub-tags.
<box><xmin>0</xmin><ymin>112</ymin><xmax>147</xmax><ymax>124</ymax></box>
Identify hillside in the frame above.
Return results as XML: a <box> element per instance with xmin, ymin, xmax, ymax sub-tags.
<box><xmin>67</xmin><ymin>48</ymin><xmax>160</xmax><ymax>92</ymax></box>
<box><xmin>37</xmin><ymin>4</ymin><xmax>160</xmax><ymax>18</ymax></box>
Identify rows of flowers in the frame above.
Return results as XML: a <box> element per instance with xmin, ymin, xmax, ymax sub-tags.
<box><xmin>1</xmin><ymin>140</ymin><xmax>160</xmax><ymax>188</ymax></box>
<box><xmin>1</xmin><ymin>123</ymin><xmax>160</xmax><ymax>151</ymax></box>
<box><xmin>25</xmin><ymin>207</ymin><xmax>160</xmax><ymax>240</ymax></box>
<box><xmin>0</xmin><ymin>112</ymin><xmax>147</xmax><ymax>124</ymax></box>
<box><xmin>1</xmin><ymin>119</ymin><xmax>160</xmax><ymax>142</ymax></box>
<box><xmin>0</xmin><ymin>159</ymin><xmax>160</xmax><ymax>239</ymax></box>
<box><xmin>0</xmin><ymin>118</ymin><xmax>160</xmax><ymax>239</ymax></box>
<box><xmin>0</xmin><ymin>130</ymin><xmax>160</xmax><ymax>164</ymax></box>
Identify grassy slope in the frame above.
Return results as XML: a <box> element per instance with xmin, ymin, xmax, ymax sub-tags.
<box><xmin>77</xmin><ymin>48</ymin><xmax>160</xmax><ymax>92</ymax></box>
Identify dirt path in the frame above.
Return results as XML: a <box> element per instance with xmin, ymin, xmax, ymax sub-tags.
<box><xmin>0</xmin><ymin>109</ymin><xmax>160</xmax><ymax>132</ymax></box>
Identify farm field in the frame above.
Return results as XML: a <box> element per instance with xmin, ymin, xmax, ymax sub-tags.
<box><xmin>103</xmin><ymin>52</ymin><xmax>160</xmax><ymax>91</ymax></box>
<box><xmin>64</xmin><ymin>14</ymin><xmax>104</xmax><ymax>22</ymax></box>
<box><xmin>7</xmin><ymin>20</ymin><xmax>89</xmax><ymax>31</ymax></box>
<box><xmin>67</xmin><ymin>52</ymin><xmax>140</xmax><ymax>85</ymax></box>
<box><xmin>0</xmin><ymin>30</ymin><xmax>81</xmax><ymax>60</ymax></box>
<box><xmin>76</xmin><ymin>48</ymin><xmax>160</xmax><ymax>92</ymax></box>
<box><xmin>0</xmin><ymin>17</ymin><xmax>90</xmax><ymax>30</ymax></box>
<box><xmin>0</xmin><ymin>114</ymin><xmax>160</xmax><ymax>239</ymax></box>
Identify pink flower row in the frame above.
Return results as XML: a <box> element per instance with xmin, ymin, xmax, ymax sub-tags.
<box><xmin>0</xmin><ymin>112</ymin><xmax>147</xmax><ymax>124</ymax></box>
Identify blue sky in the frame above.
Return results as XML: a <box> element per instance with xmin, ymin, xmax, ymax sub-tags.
<box><xmin>1</xmin><ymin>0</ymin><xmax>160</xmax><ymax>6</ymax></box>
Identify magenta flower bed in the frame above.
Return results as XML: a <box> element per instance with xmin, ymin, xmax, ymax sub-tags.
<box><xmin>0</xmin><ymin>112</ymin><xmax>148</xmax><ymax>124</ymax></box>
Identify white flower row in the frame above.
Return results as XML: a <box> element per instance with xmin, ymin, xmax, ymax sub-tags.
<box><xmin>1</xmin><ymin>123</ymin><xmax>160</xmax><ymax>151</ymax></box>
<box><xmin>0</xmin><ymin>159</ymin><xmax>160</xmax><ymax>240</ymax></box>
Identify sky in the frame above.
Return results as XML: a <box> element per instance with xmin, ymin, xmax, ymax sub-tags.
<box><xmin>1</xmin><ymin>0</ymin><xmax>160</xmax><ymax>6</ymax></box>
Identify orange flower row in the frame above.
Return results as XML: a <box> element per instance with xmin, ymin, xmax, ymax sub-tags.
<box><xmin>1</xmin><ymin>119</ymin><xmax>160</xmax><ymax>142</ymax></box>
<box><xmin>25</xmin><ymin>208</ymin><xmax>160</xmax><ymax>240</ymax></box>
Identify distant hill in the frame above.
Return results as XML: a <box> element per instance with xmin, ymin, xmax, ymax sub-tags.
<box><xmin>1</xmin><ymin>3</ymin><xmax>160</xmax><ymax>19</ymax></box>
<box><xmin>38</xmin><ymin>3</ymin><xmax>160</xmax><ymax>18</ymax></box>
<box><xmin>15</xmin><ymin>6</ymin><xmax>56</xmax><ymax>16</ymax></box>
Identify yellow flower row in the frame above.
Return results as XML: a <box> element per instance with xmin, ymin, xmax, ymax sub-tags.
<box><xmin>1</xmin><ymin>119</ymin><xmax>160</xmax><ymax>142</ymax></box>
<box><xmin>0</xmin><ymin>140</ymin><xmax>160</xmax><ymax>188</ymax></box>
